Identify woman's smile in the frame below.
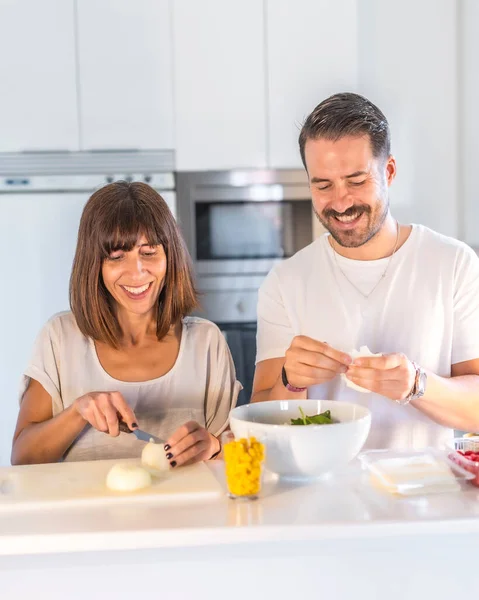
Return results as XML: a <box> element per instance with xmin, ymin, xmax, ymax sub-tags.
<box><xmin>120</xmin><ymin>281</ymin><xmax>154</xmax><ymax>301</ymax></box>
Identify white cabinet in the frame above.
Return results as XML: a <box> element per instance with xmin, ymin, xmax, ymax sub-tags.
<box><xmin>76</xmin><ymin>0</ymin><xmax>174</xmax><ymax>150</ymax></box>
<box><xmin>0</xmin><ymin>0</ymin><xmax>79</xmax><ymax>152</ymax></box>
<box><xmin>0</xmin><ymin>191</ymin><xmax>87</xmax><ymax>466</ymax></box>
<box><xmin>266</xmin><ymin>0</ymin><xmax>358</xmax><ymax>169</ymax></box>
<box><xmin>358</xmin><ymin>0</ymin><xmax>458</xmax><ymax>238</ymax></box>
<box><xmin>461</xmin><ymin>0</ymin><xmax>479</xmax><ymax>247</ymax></box>
<box><xmin>173</xmin><ymin>0</ymin><xmax>267</xmax><ymax>171</ymax></box>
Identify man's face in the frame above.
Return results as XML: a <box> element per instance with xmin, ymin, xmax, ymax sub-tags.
<box><xmin>304</xmin><ymin>135</ymin><xmax>396</xmax><ymax>248</ymax></box>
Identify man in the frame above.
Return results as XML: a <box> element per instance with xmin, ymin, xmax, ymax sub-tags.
<box><xmin>252</xmin><ymin>92</ymin><xmax>479</xmax><ymax>449</ymax></box>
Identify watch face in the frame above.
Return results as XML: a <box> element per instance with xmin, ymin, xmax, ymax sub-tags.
<box><xmin>418</xmin><ymin>370</ymin><xmax>427</xmax><ymax>395</ymax></box>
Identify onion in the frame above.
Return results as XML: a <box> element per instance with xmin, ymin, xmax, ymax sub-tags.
<box><xmin>106</xmin><ymin>463</ymin><xmax>152</xmax><ymax>492</ymax></box>
<box><xmin>141</xmin><ymin>438</ymin><xmax>170</xmax><ymax>472</ymax></box>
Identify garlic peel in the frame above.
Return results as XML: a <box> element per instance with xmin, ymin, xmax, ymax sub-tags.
<box><xmin>341</xmin><ymin>345</ymin><xmax>382</xmax><ymax>393</ymax></box>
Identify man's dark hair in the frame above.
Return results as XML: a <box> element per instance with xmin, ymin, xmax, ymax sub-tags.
<box><xmin>299</xmin><ymin>92</ymin><xmax>391</xmax><ymax>168</ymax></box>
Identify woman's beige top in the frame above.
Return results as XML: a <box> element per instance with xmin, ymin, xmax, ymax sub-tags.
<box><xmin>19</xmin><ymin>312</ymin><xmax>242</xmax><ymax>462</ymax></box>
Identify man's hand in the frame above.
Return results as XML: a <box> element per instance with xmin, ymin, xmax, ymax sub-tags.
<box><xmin>346</xmin><ymin>353</ymin><xmax>416</xmax><ymax>401</ymax></box>
<box><xmin>283</xmin><ymin>336</ymin><xmax>352</xmax><ymax>389</ymax></box>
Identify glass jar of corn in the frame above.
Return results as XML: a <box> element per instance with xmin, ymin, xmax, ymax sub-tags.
<box><xmin>222</xmin><ymin>432</ymin><xmax>265</xmax><ymax>500</ymax></box>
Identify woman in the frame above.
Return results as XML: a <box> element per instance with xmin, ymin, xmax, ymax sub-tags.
<box><xmin>11</xmin><ymin>182</ymin><xmax>241</xmax><ymax>466</ymax></box>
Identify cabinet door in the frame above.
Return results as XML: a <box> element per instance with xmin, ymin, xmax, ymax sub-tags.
<box><xmin>173</xmin><ymin>0</ymin><xmax>267</xmax><ymax>170</ymax></box>
<box><xmin>76</xmin><ymin>0</ymin><xmax>174</xmax><ymax>150</ymax></box>
<box><xmin>266</xmin><ymin>0</ymin><xmax>358</xmax><ymax>169</ymax></box>
<box><xmin>461</xmin><ymin>0</ymin><xmax>479</xmax><ymax>247</ymax></box>
<box><xmin>358</xmin><ymin>0</ymin><xmax>457</xmax><ymax>238</ymax></box>
<box><xmin>0</xmin><ymin>192</ymin><xmax>87</xmax><ymax>466</ymax></box>
<box><xmin>0</xmin><ymin>0</ymin><xmax>79</xmax><ymax>152</ymax></box>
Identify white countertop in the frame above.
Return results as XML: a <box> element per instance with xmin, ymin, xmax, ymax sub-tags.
<box><xmin>2</xmin><ymin>460</ymin><xmax>479</xmax><ymax>557</ymax></box>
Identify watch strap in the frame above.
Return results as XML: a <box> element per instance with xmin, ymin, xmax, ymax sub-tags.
<box><xmin>281</xmin><ymin>366</ymin><xmax>307</xmax><ymax>393</ymax></box>
<box><xmin>397</xmin><ymin>361</ymin><xmax>422</xmax><ymax>405</ymax></box>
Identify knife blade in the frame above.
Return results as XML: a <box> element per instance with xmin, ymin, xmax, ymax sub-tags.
<box><xmin>131</xmin><ymin>428</ymin><xmax>163</xmax><ymax>445</ymax></box>
<box><xmin>118</xmin><ymin>421</ymin><xmax>163</xmax><ymax>445</ymax></box>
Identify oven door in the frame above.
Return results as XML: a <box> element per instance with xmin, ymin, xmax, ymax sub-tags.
<box><xmin>219</xmin><ymin>322</ymin><xmax>257</xmax><ymax>406</ymax></box>
<box><xmin>195</xmin><ymin>199</ymin><xmax>313</xmax><ymax>275</ymax></box>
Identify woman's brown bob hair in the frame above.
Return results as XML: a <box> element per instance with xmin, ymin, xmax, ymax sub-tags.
<box><xmin>70</xmin><ymin>181</ymin><xmax>198</xmax><ymax>348</ymax></box>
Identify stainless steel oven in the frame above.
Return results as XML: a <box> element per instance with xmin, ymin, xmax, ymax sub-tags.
<box><xmin>176</xmin><ymin>170</ymin><xmax>322</xmax><ymax>404</ymax></box>
<box><xmin>177</xmin><ymin>170</ymin><xmax>316</xmax><ymax>278</ymax></box>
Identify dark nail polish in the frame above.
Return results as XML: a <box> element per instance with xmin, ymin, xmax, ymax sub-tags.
<box><xmin>164</xmin><ymin>444</ymin><xmax>171</xmax><ymax>451</ymax></box>
<box><xmin>131</xmin><ymin>422</ymin><xmax>138</xmax><ymax>429</ymax></box>
<box><xmin>166</xmin><ymin>452</ymin><xmax>173</xmax><ymax>460</ymax></box>
<box><xmin>170</xmin><ymin>460</ymin><xmax>177</xmax><ymax>468</ymax></box>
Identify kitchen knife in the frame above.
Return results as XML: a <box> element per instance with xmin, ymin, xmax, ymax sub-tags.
<box><xmin>118</xmin><ymin>420</ymin><xmax>163</xmax><ymax>445</ymax></box>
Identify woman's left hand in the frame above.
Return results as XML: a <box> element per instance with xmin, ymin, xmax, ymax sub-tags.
<box><xmin>164</xmin><ymin>421</ymin><xmax>220</xmax><ymax>468</ymax></box>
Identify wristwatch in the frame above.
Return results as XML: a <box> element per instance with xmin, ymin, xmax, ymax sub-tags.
<box><xmin>397</xmin><ymin>361</ymin><xmax>427</xmax><ymax>405</ymax></box>
<box><xmin>281</xmin><ymin>366</ymin><xmax>307</xmax><ymax>393</ymax></box>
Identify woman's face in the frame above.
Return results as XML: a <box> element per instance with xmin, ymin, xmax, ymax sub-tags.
<box><xmin>101</xmin><ymin>234</ymin><xmax>167</xmax><ymax>318</ymax></box>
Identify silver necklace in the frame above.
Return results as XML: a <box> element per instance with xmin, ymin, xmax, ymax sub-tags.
<box><xmin>332</xmin><ymin>221</ymin><xmax>400</xmax><ymax>300</ymax></box>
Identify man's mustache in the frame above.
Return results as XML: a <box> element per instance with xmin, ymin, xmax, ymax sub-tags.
<box><xmin>324</xmin><ymin>205</ymin><xmax>371</xmax><ymax>219</ymax></box>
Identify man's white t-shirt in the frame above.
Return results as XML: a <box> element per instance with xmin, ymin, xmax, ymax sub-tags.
<box><xmin>256</xmin><ymin>224</ymin><xmax>479</xmax><ymax>450</ymax></box>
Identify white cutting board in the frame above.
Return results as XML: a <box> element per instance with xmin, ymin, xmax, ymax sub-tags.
<box><xmin>0</xmin><ymin>458</ymin><xmax>223</xmax><ymax>510</ymax></box>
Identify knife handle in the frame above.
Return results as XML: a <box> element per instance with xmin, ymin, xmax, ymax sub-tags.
<box><xmin>118</xmin><ymin>420</ymin><xmax>132</xmax><ymax>434</ymax></box>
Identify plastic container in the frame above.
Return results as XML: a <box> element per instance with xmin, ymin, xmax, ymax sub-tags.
<box><xmin>446</xmin><ymin>437</ymin><xmax>479</xmax><ymax>488</ymax></box>
<box><xmin>359</xmin><ymin>448</ymin><xmax>474</xmax><ymax>496</ymax></box>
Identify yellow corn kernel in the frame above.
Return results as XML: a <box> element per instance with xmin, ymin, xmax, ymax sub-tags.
<box><xmin>223</xmin><ymin>437</ymin><xmax>265</xmax><ymax>497</ymax></box>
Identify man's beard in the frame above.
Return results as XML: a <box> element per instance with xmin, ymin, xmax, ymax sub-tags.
<box><xmin>314</xmin><ymin>199</ymin><xmax>389</xmax><ymax>248</ymax></box>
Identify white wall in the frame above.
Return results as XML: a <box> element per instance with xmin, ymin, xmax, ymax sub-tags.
<box><xmin>358</xmin><ymin>0</ymin><xmax>458</xmax><ymax>238</ymax></box>
<box><xmin>461</xmin><ymin>0</ymin><xmax>479</xmax><ymax>247</ymax></box>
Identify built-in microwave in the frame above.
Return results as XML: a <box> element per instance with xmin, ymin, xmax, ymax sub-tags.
<box><xmin>177</xmin><ymin>170</ymin><xmax>321</xmax><ymax>278</ymax></box>
<box><xmin>176</xmin><ymin>170</ymin><xmax>323</xmax><ymax>405</ymax></box>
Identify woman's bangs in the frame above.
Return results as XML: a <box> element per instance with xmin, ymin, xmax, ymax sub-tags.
<box><xmin>97</xmin><ymin>205</ymin><xmax>165</xmax><ymax>257</ymax></box>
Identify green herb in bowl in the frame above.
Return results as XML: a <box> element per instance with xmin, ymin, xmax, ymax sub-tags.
<box><xmin>290</xmin><ymin>406</ymin><xmax>334</xmax><ymax>425</ymax></box>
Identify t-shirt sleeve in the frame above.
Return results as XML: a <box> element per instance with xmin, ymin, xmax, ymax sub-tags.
<box><xmin>205</xmin><ymin>327</ymin><xmax>242</xmax><ymax>437</ymax></box>
<box><xmin>256</xmin><ymin>267</ymin><xmax>295</xmax><ymax>364</ymax></box>
<box><xmin>19</xmin><ymin>318</ymin><xmax>64</xmax><ymax>416</ymax></box>
<box><xmin>452</xmin><ymin>244</ymin><xmax>479</xmax><ymax>364</ymax></box>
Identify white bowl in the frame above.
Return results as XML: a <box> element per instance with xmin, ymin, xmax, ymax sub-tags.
<box><xmin>229</xmin><ymin>399</ymin><xmax>371</xmax><ymax>480</ymax></box>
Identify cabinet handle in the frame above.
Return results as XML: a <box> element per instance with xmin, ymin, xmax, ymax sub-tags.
<box><xmin>236</xmin><ymin>300</ymin><xmax>245</xmax><ymax>313</ymax></box>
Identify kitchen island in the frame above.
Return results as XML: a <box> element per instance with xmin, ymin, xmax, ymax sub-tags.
<box><xmin>0</xmin><ymin>460</ymin><xmax>477</xmax><ymax>600</ymax></box>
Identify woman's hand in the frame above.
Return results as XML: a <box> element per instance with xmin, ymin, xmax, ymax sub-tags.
<box><xmin>72</xmin><ymin>391</ymin><xmax>138</xmax><ymax>436</ymax></box>
<box><xmin>164</xmin><ymin>421</ymin><xmax>220</xmax><ymax>468</ymax></box>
